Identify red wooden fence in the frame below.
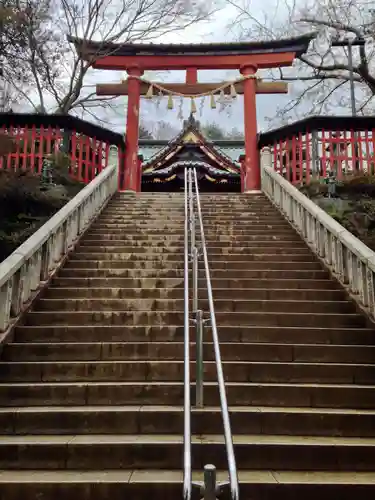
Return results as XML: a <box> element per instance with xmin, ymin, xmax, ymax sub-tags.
<box><xmin>0</xmin><ymin>114</ymin><xmax>124</xmax><ymax>185</ymax></box>
<box><xmin>259</xmin><ymin>116</ymin><xmax>375</xmax><ymax>185</ymax></box>
<box><xmin>3</xmin><ymin>114</ymin><xmax>375</xmax><ymax>191</ymax></box>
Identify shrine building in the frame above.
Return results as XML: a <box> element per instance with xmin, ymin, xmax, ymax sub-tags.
<box><xmin>140</xmin><ymin>115</ymin><xmax>244</xmax><ymax>192</ymax></box>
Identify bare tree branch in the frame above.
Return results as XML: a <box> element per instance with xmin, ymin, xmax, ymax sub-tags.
<box><xmin>6</xmin><ymin>0</ymin><xmax>216</xmax><ymax>117</ymax></box>
<box><xmin>227</xmin><ymin>0</ymin><xmax>375</xmax><ymax>122</ymax></box>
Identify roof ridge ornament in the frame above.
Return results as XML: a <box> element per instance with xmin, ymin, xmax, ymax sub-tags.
<box><xmin>184</xmin><ymin>113</ymin><xmax>200</xmax><ymax>130</ymax></box>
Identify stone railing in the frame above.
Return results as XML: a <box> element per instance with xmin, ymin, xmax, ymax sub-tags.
<box><xmin>261</xmin><ymin>147</ymin><xmax>375</xmax><ymax>320</ymax></box>
<box><xmin>0</xmin><ymin>147</ymin><xmax>119</xmax><ymax>336</ymax></box>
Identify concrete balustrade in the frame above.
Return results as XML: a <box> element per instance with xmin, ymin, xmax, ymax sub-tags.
<box><xmin>261</xmin><ymin>147</ymin><xmax>375</xmax><ymax>320</ymax></box>
<box><xmin>0</xmin><ymin>147</ymin><xmax>119</xmax><ymax>335</ymax></box>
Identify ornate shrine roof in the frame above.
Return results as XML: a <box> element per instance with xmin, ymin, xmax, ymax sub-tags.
<box><xmin>68</xmin><ymin>34</ymin><xmax>315</xmax><ymax>59</ymax></box>
<box><xmin>140</xmin><ymin>115</ymin><xmax>242</xmax><ymax>176</ymax></box>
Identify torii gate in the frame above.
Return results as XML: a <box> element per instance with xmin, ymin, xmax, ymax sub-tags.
<box><xmin>68</xmin><ymin>35</ymin><xmax>313</xmax><ymax>193</ymax></box>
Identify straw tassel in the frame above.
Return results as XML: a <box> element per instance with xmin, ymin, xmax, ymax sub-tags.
<box><xmin>145</xmin><ymin>84</ymin><xmax>154</xmax><ymax>99</ymax></box>
<box><xmin>167</xmin><ymin>94</ymin><xmax>174</xmax><ymax>109</ymax></box>
<box><xmin>190</xmin><ymin>97</ymin><xmax>197</xmax><ymax>114</ymax></box>
<box><xmin>230</xmin><ymin>84</ymin><xmax>237</xmax><ymax>99</ymax></box>
<box><xmin>210</xmin><ymin>94</ymin><xmax>216</xmax><ymax>109</ymax></box>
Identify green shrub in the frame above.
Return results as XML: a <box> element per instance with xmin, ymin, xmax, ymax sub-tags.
<box><xmin>0</xmin><ymin>166</ymin><xmax>84</xmax><ymax>262</ymax></box>
<box><xmin>0</xmin><ymin>132</ymin><xmax>17</xmax><ymax>159</ymax></box>
<box><xmin>337</xmin><ymin>173</ymin><xmax>375</xmax><ymax>198</ymax></box>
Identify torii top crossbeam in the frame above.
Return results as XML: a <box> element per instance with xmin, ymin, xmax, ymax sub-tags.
<box><xmin>68</xmin><ymin>34</ymin><xmax>314</xmax><ymax>193</ymax></box>
<box><xmin>68</xmin><ymin>34</ymin><xmax>313</xmax><ymax>70</ymax></box>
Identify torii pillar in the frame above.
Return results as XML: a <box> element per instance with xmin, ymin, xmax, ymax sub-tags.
<box><xmin>122</xmin><ymin>66</ymin><xmax>143</xmax><ymax>191</ymax></box>
<box><xmin>240</xmin><ymin>64</ymin><xmax>260</xmax><ymax>192</ymax></box>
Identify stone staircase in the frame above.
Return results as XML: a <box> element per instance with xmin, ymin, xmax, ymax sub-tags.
<box><xmin>0</xmin><ymin>192</ymin><xmax>374</xmax><ymax>499</ymax></box>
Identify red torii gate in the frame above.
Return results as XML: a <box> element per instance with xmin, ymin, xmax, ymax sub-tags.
<box><xmin>69</xmin><ymin>35</ymin><xmax>313</xmax><ymax>192</ymax></box>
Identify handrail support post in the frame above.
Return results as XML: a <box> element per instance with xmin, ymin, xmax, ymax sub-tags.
<box><xmin>203</xmin><ymin>464</ymin><xmax>217</xmax><ymax>500</ymax></box>
<box><xmin>193</xmin><ymin>464</ymin><xmax>230</xmax><ymax>500</ymax></box>
<box><xmin>195</xmin><ymin>308</ymin><xmax>204</xmax><ymax>408</ymax></box>
<box><xmin>188</xmin><ymin>168</ymin><xmax>195</xmax><ymax>256</ymax></box>
<box><xmin>192</xmin><ymin>246</ymin><xmax>199</xmax><ymax>313</ymax></box>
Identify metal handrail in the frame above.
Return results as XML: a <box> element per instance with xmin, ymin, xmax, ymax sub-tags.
<box><xmin>192</xmin><ymin>167</ymin><xmax>240</xmax><ymax>500</ymax></box>
<box><xmin>183</xmin><ymin>167</ymin><xmax>192</xmax><ymax>500</ymax></box>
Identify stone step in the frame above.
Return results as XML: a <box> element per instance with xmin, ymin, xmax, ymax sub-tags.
<box><xmin>1</xmin><ymin>405</ymin><xmax>375</xmax><ymax>437</ymax></box>
<box><xmin>98</xmin><ymin>215</ymin><xmax>291</xmax><ymax>223</ymax></box>
<box><xmin>95</xmin><ymin>215</ymin><xmax>188</xmax><ymax>219</ymax></box>
<box><xmin>0</xmin><ymin>360</ymin><xmax>373</xmax><ymax>384</ymax></box>
<box><xmin>103</xmin><ymin>207</ymin><xmax>281</xmax><ymax>213</ymax></box>
<box><xmin>106</xmin><ymin>201</ymin><xmax>270</xmax><ymax>206</ymax></box>
<box><xmin>105</xmin><ymin>205</ymin><xmax>185</xmax><ymax>208</ymax></box>
<box><xmin>82</xmin><ymin>237</ymin><xmax>308</xmax><ymax>248</ymax></box>
<box><xmin>79</xmin><ymin>240</ymin><xmax>311</xmax><ymax>251</ymax></box>
<box><xmin>109</xmin><ymin>195</ymin><xmax>261</xmax><ymax>199</ymax></box>
<box><xmin>102</xmin><ymin>207</ymin><xmax>284</xmax><ymax>214</ymax></box>
<box><xmin>82</xmin><ymin>229</ymin><xmax>302</xmax><ymax>238</ymax></box>
<box><xmin>91</xmin><ymin>225</ymin><xmax>295</xmax><ymax>235</ymax></box>
<box><xmin>102</xmin><ymin>209</ymin><xmax>278</xmax><ymax>215</ymax></box>
<box><xmin>105</xmin><ymin>204</ymin><xmax>274</xmax><ymax>208</ymax></box>
<box><xmin>1</xmin><ymin>381</ymin><xmax>375</xmax><ymax>408</ymax></box>
<box><xmin>115</xmin><ymin>192</ymin><xmax>240</xmax><ymax>195</ymax></box>
<box><xmin>108</xmin><ymin>196</ymin><xmax>260</xmax><ymax>200</ymax></box>
<box><xmin>65</xmin><ymin>260</ymin><xmax>195</xmax><ymax>270</ymax></box>
<box><xmin>95</xmin><ymin>211</ymin><xmax>285</xmax><ymax>217</ymax></box>
<box><xmin>88</xmin><ymin>219</ymin><xmax>292</xmax><ymax>226</ymax></box>
<box><xmin>108</xmin><ymin>200</ymin><xmax>263</xmax><ymax>203</ymax></box>
<box><xmin>63</xmin><ymin>260</ymin><xmax>322</xmax><ymax>271</ymax></box>
<box><xmin>108</xmin><ymin>202</ymin><xmax>185</xmax><ymax>205</ymax></box>
<box><xmin>58</xmin><ymin>268</ymin><xmax>184</xmax><ymax>278</ymax></box>
<box><xmin>34</xmin><ymin>298</ymin><xmax>354</xmax><ymax>314</ymax></box>
<box><xmin>86</xmin><ymin>229</ymin><xmax>301</xmax><ymax>239</ymax></box>
<box><xmin>5</xmin><ymin>341</ymin><xmax>375</xmax><ymax>364</ymax></box>
<box><xmin>0</xmin><ymin>470</ymin><xmax>373</xmax><ymax>500</ymax></box>
<box><xmin>115</xmin><ymin>191</ymin><xmax>185</xmax><ymax>194</ymax></box>
<box><xmin>0</xmin><ymin>434</ymin><xmax>374</xmax><ymax>471</ymax></box>
<box><xmin>14</xmin><ymin>325</ymin><xmax>374</xmax><ymax>345</ymax></box>
<box><xmin>45</xmin><ymin>287</ymin><xmax>345</xmax><ymax>301</ymax></box>
<box><xmin>106</xmin><ymin>201</ymin><xmax>278</xmax><ymax>206</ymax></box>
<box><xmin>72</xmin><ymin>252</ymin><xmax>317</xmax><ymax>264</ymax></box>
<box><xmin>90</xmin><ymin>223</ymin><xmax>189</xmax><ymax>230</ymax></box>
<box><xmin>96</xmin><ymin>217</ymin><xmax>292</xmax><ymax>226</ymax></box>
<box><xmin>51</xmin><ymin>277</ymin><xmax>339</xmax><ymax>289</ymax></box>
<box><xmin>74</xmin><ymin>247</ymin><xmax>314</xmax><ymax>259</ymax></box>
<box><xmin>24</xmin><ymin>310</ymin><xmax>365</xmax><ymax>328</ymax></box>
<box><xmin>91</xmin><ymin>218</ymin><xmax>292</xmax><ymax>225</ymax></box>
<box><xmin>57</xmin><ymin>269</ymin><xmax>329</xmax><ymax>280</ymax></box>
<box><xmin>107</xmin><ymin>196</ymin><xmax>269</xmax><ymax>202</ymax></box>
<box><xmin>108</xmin><ymin>197</ymin><xmax>185</xmax><ymax>200</ymax></box>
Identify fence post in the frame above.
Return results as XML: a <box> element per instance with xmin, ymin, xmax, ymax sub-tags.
<box><xmin>311</xmin><ymin>130</ymin><xmax>319</xmax><ymax>178</ymax></box>
<box><xmin>260</xmin><ymin>147</ymin><xmax>272</xmax><ymax>189</ymax></box>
